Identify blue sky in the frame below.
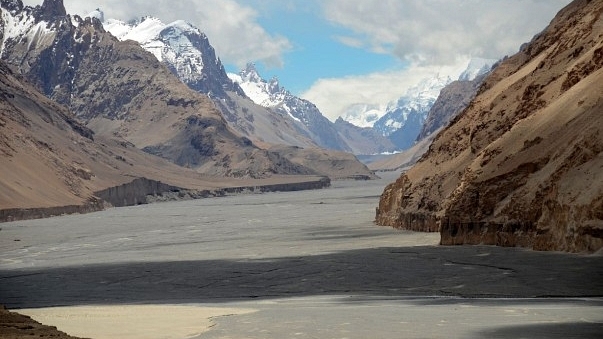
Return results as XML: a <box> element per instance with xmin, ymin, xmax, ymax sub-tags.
<box><xmin>25</xmin><ymin>0</ymin><xmax>573</xmax><ymax>120</ymax></box>
<box><xmin>223</xmin><ymin>2</ymin><xmax>405</xmax><ymax>95</ymax></box>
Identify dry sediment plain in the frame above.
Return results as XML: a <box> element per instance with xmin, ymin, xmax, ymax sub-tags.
<box><xmin>1</xmin><ymin>172</ymin><xmax>602</xmax><ymax>338</ymax></box>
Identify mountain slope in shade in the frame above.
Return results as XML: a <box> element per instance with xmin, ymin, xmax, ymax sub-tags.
<box><xmin>376</xmin><ymin>0</ymin><xmax>603</xmax><ymax>253</ymax></box>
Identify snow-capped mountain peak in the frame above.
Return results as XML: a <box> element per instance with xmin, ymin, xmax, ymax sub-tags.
<box><xmin>101</xmin><ymin>14</ymin><xmax>242</xmax><ymax>98</ymax></box>
<box><xmin>235</xmin><ymin>63</ymin><xmax>283</xmax><ymax>97</ymax></box>
<box><xmin>339</xmin><ymin>57</ymin><xmax>497</xmax><ymax>140</ymax></box>
<box><xmin>373</xmin><ymin>74</ymin><xmax>452</xmax><ymax>148</ymax></box>
<box><xmin>85</xmin><ymin>8</ymin><xmax>104</xmax><ymax>22</ymax></box>
<box><xmin>229</xmin><ymin>64</ymin><xmax>352</xmax><ymax>151</ymax></box>
<box><xmin>229</xmin><ymin>63</ymin><xmax>285</xmax><ymax>107</ymax></box>
<box><xmin>458</xmin><ymin>57</ymin><xmax>497</xmax><ymax>81</ymax></box>
<box><xmin>238</xmin><ymin>62</ymin><xmax>263</xmax><ymax>83</ymax></box>
<box><xmin>103</xmin><ymin>16</ymin><xmax>165</xmax><ymax>45</ymax></box>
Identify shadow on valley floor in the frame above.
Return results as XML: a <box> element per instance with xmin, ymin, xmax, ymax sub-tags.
<box><xmin>473</xmin><ymin>322</ymin><xmax>603</xmax><ymax>339</ymax></box>
<box><xmin>1</xmin><ymin>246</ymin><xmax>602</xmax><ymax>309</ymax></box>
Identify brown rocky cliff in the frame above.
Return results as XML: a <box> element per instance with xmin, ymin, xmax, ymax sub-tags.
<box><xmin>376</xmin><ymin>0</ymin><xmax>603</xmax><ymax>253</ymax></box>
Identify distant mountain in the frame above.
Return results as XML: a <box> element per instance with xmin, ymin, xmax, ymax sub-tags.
<box><xmin>416</xmin><ymin>73</ymin><xmax>487</xmax><ymax>141</ymax></box>
<box><xmin>373</xmin><ymin>74</ymin><xmax>452</xmax><ymax>149</ymax></box>
<box><xmin>339</xmin><ymin>103</ymin><xmax>385</xmax><ymax>129</ymax></box>
<box><xmin>339</xmin><ymin>58</ymin><xmax>496</xmax><ymax>151</ymax></box>
<box><xmin>458</xmin><ymin>57</ymin><xmax>495</xmax><ymax>81</ymax></box>
<box><xmin>333</xmin><ymin>117</ymin><xmax>397</xmax><ymax>155</ymax></box>
<box><xmin>229</xmin><ymin>63</ymin><xmax>351</xmax><ymax>152</ymax></box>
<box><xmin>376</xmin><ymin>0</ymin><xmax>603</xmax><ymax>253</ymax></box>
<box><xmin>102</xmin><ymin>15</ymin><xmax>245</xmax><ymax>99</ymax></box>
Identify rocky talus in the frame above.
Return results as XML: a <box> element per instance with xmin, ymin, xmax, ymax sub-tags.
<box><xmin>376</xmin><ymin>0</ymin><xmax>603</xmax><ymax>253</ymax></box>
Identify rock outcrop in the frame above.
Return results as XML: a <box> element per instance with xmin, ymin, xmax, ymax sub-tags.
<box><xmin>376</xmin><ymin>0</ymin><xmax>603</xmax><ymax>253</ymax></box>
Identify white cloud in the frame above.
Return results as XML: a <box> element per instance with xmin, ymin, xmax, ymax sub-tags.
<box><xmin>321</xmin><ymin>0</ymin><xmax>572</xmax><ymax>65</ymax></box>
<box><xmin>23</xmin><ymin>0</ymin><xmax>291</xmax><ymax>68</ymax></box>
<box><xmin>305</xmin><ymin>0</ymin><xmax>572</xmax><ymax>122</ymax></box>
<box><xmin>302</xmin><ymin>60</ymin><xmax>469</xmax><ymax>122</ymax></box>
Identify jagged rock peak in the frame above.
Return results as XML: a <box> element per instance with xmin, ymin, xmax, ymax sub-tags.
<box><xmin>40</xmin><ymin>0</ymin><xmax>66</xmax><ymax>21</ymax></box>
<box><xmin>86</xmin><ymin>8</ymin><xmax>104</xmax><ymax>22</ymax></box>
<box><xmin>239</xmin><ymin>62</ymin><xmax>262</xmax><ymax>82</ymax></box>
<box><xmin>268</xmin><ymin>76</ymin><xmax>280</xmax><ymax>93</ymax></box>
<box><xmin>1</xmin><ymin>0</ymin><xmax>23</xmax><ymax>12</ymax></box>
<box><xmin>168</xmin><ymin>20</ymin><xmax>204</xmax><ymax>35</ymax></box>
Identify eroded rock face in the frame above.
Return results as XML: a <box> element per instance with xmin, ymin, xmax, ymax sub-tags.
<box><xmin>376</xmin><ymin>0</ymin><xmax>603</xmax><ymax>253</ymax></box>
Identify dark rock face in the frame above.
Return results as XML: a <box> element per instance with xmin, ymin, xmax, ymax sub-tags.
<box><xmin>0</xmin><ymin>306</ymin><xmax>83</xmax><ymax>338</ymax></box>
<box><xmin>0</xmin><ymin>199</ymin><xmax>105</xmax><ymax>222</ymax></box>
<box><xmin>38</xmin><ymin>0</ymin><xmax>66</xmax><ymax>22</ymax></box>
<box><xmin>157</xmin><ymin>23</ymin><xmax>245</xmax><ymax>99</ymax></box>
<box><xmin>376</xmin><ymin>0</ymin><xmax>603</xmax><ymax>253</ymax></box>
<box><xmin>385</xmin><ymin>108</ymin><xmax>426</xmax><ymax>150</ymax></box>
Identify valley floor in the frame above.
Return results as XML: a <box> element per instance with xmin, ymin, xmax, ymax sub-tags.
<box><xmin>1</xmin><ymin>172</ymin><xmax>602</xmax><ymax>338</ymax></box>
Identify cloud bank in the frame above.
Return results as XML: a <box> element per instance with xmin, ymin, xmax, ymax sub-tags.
<box><xmin>304</xmin><ymin>0</ymin><xmax>572</xmax><ymax>120</ymax></box>
<box><xmin>23</xmin><ymin>0</ymin><xmax>291</xmax><ymax>68</ymax></box>
<box><xmin>302</xmin><ymin>61</ymin><xmax>470</xmax><ymax>122</ymax></box>
<box><xmin>321</xmin><ymin>0</ymin><xmax>572</xmax><ymax>65</ymax></box>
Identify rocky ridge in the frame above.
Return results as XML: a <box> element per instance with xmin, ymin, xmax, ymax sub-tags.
<box><xmin>102</xmin><ymin>15</ymin><xmax>329</xmax><ymax>151</ymax></box>
<box><xmin>376</xmin><ymin>0</ymin><xmax>603</xmax><ymax>253</ymax></box>
<box><xmin>229</xmin><ymin>63</ymin><xmax>352</xmax><ymax>151</ymax></box>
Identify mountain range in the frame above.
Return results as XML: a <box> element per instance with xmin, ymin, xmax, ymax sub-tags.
<box><xmin>97</xmin><ymin>12</ymin><xmax>405</xmax><ymax>157</ymax></box>
<box><xmin>0</xmin><ymin>0</ymin><xmax>380</xmax><ymax>215</ymax></box>
<box><xmin>376</xmin><ymin>0</ymin><xmax>603</xmax><ymax>253</ymax></box>
<box><xmin>0</xmin><ymin>0</ymin><xmax>598</xmax><ymax>255</ymax></box>
<box><xmin>98</xmin><ymin>10</ymin><xmax>497</xmax><ymax>157</ymax></box>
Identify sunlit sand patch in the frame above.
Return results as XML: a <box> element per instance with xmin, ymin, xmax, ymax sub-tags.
<box><xmin>19</xmin><ymin>304</ymin><xmax>256</xmax><ymax>339</ymax></box>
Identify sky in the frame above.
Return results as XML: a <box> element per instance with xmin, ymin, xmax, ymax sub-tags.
<box><xmin>24</xmin><ymin>0</ymin><xmax>573</xmax><ymax>121</ymax></box>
